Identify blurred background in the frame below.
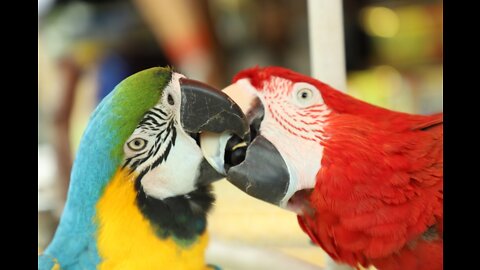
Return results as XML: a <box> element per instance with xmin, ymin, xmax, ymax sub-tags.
<box><xmin>38</xmin><ymin>0</ymin><xmax>442</xmax><ymax>268</ymax></box>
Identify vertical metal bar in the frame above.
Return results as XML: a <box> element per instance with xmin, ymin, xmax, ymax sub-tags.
<box><xmin>307</xmin><ymin>0</ymin><xmax>347</xmax><ymax>92</ymax></box>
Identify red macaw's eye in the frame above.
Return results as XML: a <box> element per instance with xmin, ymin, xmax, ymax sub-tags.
<box><xmin>292</xmin><ymin>83</ymin><xmax>322</xmax><ymax>108</ymax></box>
<box><xmin>297</xmin><ymin>88</ymin><xmax>313</xmax><ymax>100</ymax></box>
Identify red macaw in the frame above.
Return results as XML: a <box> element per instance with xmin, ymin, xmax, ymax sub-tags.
<box><xmin>216</xmin><ymin>66</ymin><xmax>443</xmax><ymax>270</ymax></box>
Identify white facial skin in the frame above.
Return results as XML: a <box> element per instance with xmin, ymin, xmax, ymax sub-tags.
<box><xmin>123</xmin><ymin>73</ymin><xmax>204</xmax><ymax>200</ymax></box>
<box><xmin>234</xmin><ymin>78</ymin><xmax>330</xmax><ymax>211</ymax></box>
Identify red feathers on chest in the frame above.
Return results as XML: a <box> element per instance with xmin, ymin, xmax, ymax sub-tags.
<box><xmin>298</xmin><ymin>112</ymin><xmax>443</xmax><ymax>270</ymax></box>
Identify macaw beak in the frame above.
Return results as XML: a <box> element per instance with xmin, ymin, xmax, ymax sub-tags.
<box><xmin>227</xmin><ymin>135</ymin><xmax>290</xmax><ymax>206</ymax></box>
<box><xmin>219</xmin><ymin>81</ymin><xmax>292</xmax><ymax>207</ymax></box>
<box><xmin>179</xmin><ymin>78</ymin><xmax>250</xmax><ymax>140</ymax></box>
<box><xmin>178</xmin><ymin>78</ymin><xmax>250</xmax><ymax>186</ymax></box>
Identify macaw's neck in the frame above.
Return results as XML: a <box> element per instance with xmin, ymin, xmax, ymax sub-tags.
<box><xmin>135</xmin><ymin>178</ymin><xmax>214</xmax><ymax>243</ymax></box>
<box><xmin>96</xmin><ymin>169</ymin><xmax>214</xmax><ymax>270</ymax></box>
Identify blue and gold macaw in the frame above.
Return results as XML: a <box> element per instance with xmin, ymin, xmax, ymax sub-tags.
<box><xmin>38</xmin><ymin>67</ymin><xmax>249</xmax><ymax>270</ymax></box>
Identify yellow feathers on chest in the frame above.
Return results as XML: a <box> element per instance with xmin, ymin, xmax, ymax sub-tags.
<box><xmin>95</xmin><ymin>169</ymin><xmax>211</xmax><ymax>270</ymax></box>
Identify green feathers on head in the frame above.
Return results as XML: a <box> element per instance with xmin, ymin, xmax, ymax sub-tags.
<box><xmin>99</xmin><ymin>66</ymin><xmax>173</xmax><ymax>161</ymax></box>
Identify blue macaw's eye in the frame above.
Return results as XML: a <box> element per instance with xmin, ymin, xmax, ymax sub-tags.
<box><xmin>127</xmin><ymin>138</ymin><xmax>148</xmax><ymax>151</ymax></box>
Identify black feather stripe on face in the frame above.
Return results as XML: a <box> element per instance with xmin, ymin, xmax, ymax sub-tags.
<box><xmin>123</xmin><ymin>107</ymin><xmax>174</xmax><ymax>173</ymax></box>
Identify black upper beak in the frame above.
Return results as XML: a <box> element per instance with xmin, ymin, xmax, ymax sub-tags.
<box><xmin>179</xmin><ymin>78</ymin><xmax>250</xmax><ymax>142</ymax></box>
<box><xmin>179</xmin><ymin>78</ymin><xmax>250</xmax><ymax>186</ymax></box>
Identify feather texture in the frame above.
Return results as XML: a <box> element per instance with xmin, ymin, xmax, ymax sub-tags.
<box><xmin>234</xmin><ymin>66</ymin><xmax>443</xmax><ymax>270</ymax></box>
<box><xmin>300</xmin><ymin>113</ymin><xmax>442</xmax><ymax>269</ymax></box>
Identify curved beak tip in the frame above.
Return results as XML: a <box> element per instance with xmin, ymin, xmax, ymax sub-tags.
<box><xmin>226</xmin><ymin>136</ymin><xmax>290</xmax><ymax>206</ymax></box>
<box><xmin>179</xmin><ymin>78</ymin><xmax>250</xmax><ymax>140</ymax></box>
